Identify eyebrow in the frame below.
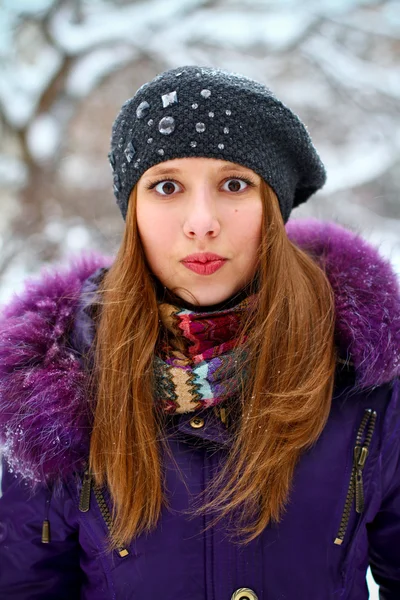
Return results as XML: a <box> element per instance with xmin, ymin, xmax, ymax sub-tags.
<box><xmin>144</xmin><ymin>164</ymin><xmax>255</xmax><ymax>178</ymax></box>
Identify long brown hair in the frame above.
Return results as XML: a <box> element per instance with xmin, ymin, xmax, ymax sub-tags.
<box><xmin>89</xmin><ymin>180</ymin><xmax>337</xmax><ymax>549</ymax></box>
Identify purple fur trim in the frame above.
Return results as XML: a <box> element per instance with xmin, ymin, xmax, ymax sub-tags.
<box><xmin>286</xmin><ymin>218</ymin><xmax>400</xmax><ymax>388</ymax></box>
<box><xmin>0</xmin><ymin>219</ymin><xmax>399</xmax><ymax>483</ymax></box>
<box><xmin>0</xmin><ymin>253</ymin><xmax>112</xmax><ymax>485</ymax></box>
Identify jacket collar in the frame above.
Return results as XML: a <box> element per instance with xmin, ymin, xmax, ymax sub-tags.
<box><xmin>1</xmin><ymin>219</ymin><xmax>399</xmax><ymax>483</ymax></box>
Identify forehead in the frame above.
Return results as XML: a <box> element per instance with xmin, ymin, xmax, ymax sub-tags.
<box><xmin>141</xmin><ymin>157</ymin><xmax>260</xmax><ymax>179</ymax></box>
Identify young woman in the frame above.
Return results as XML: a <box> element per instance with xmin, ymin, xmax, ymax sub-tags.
<box><xmin>0</xmin><ymin>66</ymin><xmax>399</xmax><ymax>600</ymax></box>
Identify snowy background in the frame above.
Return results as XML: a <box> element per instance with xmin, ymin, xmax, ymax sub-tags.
<box><xmin>1</xmin><ymin>0</ymin><xmax>399</xmax><ymax>595</ymax></box>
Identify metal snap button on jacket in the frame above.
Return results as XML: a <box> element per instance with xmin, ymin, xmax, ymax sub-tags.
<box><xmin>189</xmin><ymin>416</ymin><xmax>205</xmax><ymax>429</ymax></box>
<box><xmin>231</xmin><ymin>588</ymin><xmax>258</xmax><ymax>600</ymax></box>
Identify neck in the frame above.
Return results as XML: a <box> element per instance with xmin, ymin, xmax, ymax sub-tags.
<box><xmin>153</xmin><ymin>275</ymin><xmax>258</xmax><ymax>313</ymax></box>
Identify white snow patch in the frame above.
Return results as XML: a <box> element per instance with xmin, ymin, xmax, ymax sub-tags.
<box><xmin>222</xmin><ymin>0</ymin><xmax>378</xmax><ymax>18</ymax></box>
<box><xmin>0</xmin><ymin>10</ymin><xmax>14</xmax><ymax>56</ymax></box>
<box><xmin>331</xmin><ymin>1</ymin><xmax>400</xmax><ymax>37</ymax></box>
<box><xmin>2</xmin><ymin>0</ymin><xmax>56</xmax><ymax>14</ymax></box>
<box><xmin>276</xmin><ymin>77</ymin><xmax>334</xmax><ymax>109</ymax></box>
<box><xmin>49</xmin><ymin>0</ymin><xmax>203</xmax><ymax>55</ymax></box>
<box><xmin>0</xmin><ymin>260</ymin><xmax>30</xmax><ymax>304</ymax></box>
<box><xmin>0</xmin><ymin>155</ymin><xmax>28</xmax><ymax>188</ymax></box>
<box><xmin>65</xmin><ymin>225</ymin><xmax>91</xmax><ymax>252</ymax></box>
<box><xmin>152</xmin><ymin>8</ymin><xmax>316</xmax><ymax>52</ymax></box>
<box><xmin>43</xmin><ymin>219</ymin><xmax>67</xmax><ymax>244</ymax></box>
<box><xmin>302</xmin><ymin>36</ymin><xmax>400</xmax><ymax>100</ymax></box>
<box><xmin>318</xmin><ymin>134</ymin><xmax>398</xmax><ymax>195</ymax></box>
<box><xmin>0</xmin><ymin>45</ymin><xmax>62</xmax><ymax>128</ymax></box>
<box><xmin>26</xmin><ymin>113</ymin><xmax>61</xmax><ymax>162</ymax></box>
<box><xmin>66</xmin><ymin>46</ymin><xmax>137</xmax><ymax>98</ymax></box>
<box><xmin>58</xmin><ymin>155</ymin><xmax>110</xmax><ymax>191</ymax></box>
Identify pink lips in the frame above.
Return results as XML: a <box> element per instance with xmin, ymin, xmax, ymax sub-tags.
<box><xmin>181</xmin><ymin>253</ymin><xmax>227</xmax><ymax>276</ymax></box>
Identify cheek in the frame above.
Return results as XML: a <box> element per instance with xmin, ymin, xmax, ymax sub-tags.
<box><xmin>137</xmin><ymin>207</ymin><xmax>173</xmax><ymax>252</ymax></box>
<box><xmin>136</xmin><ymin>207</ymin><xmax>180</xmax><ymax>280</ymax></box>
<box><xmin>232</xmin><ymin>205</ymin><xmax>262</xmax><ymax>246</ymax></box>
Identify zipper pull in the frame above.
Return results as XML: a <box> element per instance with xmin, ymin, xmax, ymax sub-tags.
<box><xmin>334</xmin><ymin>409</ymin><xmax>377</xmax><ymax>545</ymax></box>
<box><xmin>355</xmin><ymin>470</ymin><xmax>364</xmax><ymax>513</ymax></box>
<box><xmin>79</xmin><ymin>469</ymin><xmax>92</xmax><ymax>512</ymax></box>
<box><xmin>41</xmin><ymin>519</ymin><xmax>51</xmax><ymax>543</ymax></box>
<box><xmin>353</xmin><ymin>445</ymin><xmax>368</xmax><ymax>513</ymax></box>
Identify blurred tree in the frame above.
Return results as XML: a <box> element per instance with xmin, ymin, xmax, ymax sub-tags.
<box><xmin>0</xmin><ymin>0</ymin><xmax>399</xmax><ymax>299</ymax></box>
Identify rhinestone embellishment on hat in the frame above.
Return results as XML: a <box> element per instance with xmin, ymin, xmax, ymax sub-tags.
<box><xmin>161</xmin><ymin>91</ymin><xmax>178</xmax><ymax>108</ymax></box>
<box><xmin>108</xmin><ymin>151</ymin><xmax>115</xmax><ymax>170</ymax></box>
<box><xmin>136</xmin><ymin>101</ymin><xmax>150</xmax><ymax>119</ymax></box>
<box><xmin>196</xmin><ymin>122</ymin><xmax>206</xmax><ymax>133</ymax></box>
<box><xmin>159</xmin><ymin>116</ymin><xmax>175</xmax><ymax>135</ymax></box>
<box><xmin>200</xmin><ymin>89</ymin><xmax>211</xmax><ymax>98</ymax></box>
<box><xmin>124</xmin><ymin>142</ymin><xmax>136</xmax><ymax>163</ymax></box>
<box><xmin>190</xmin><ymin>141</ymin><xmax>197</xmax><ymax>147</ymax></box>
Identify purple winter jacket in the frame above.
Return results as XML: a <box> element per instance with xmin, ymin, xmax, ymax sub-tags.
<box><xmin>0</xmin><ymin>218</ymin><xmax>400</xmax><ymax>600</ymax></box>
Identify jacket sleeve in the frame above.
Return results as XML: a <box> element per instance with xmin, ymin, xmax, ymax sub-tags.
<box><xmin>367</xmin><ymin>378</ymin><xmax>400</xmax><ymax>599</ymax></box>
<box><xmin>0</xmin><ymin>458</ymin><xmax>83</xmax><ymax>600</ymax></box>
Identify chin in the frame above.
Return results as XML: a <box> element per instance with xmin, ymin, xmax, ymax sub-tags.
<box><xmin>179</xmin><ymin>285</ymin><xmax>238</xmax><ymax>307</ymax></box>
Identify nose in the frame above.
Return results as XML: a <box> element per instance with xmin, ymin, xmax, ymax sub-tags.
<box><xmin>182</xmin><ymin>186</ymin><xmax>221</xmax><ymax>239</ymax></box>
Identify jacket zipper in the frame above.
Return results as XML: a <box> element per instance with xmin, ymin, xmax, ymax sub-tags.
<box><xmin>78</xmin><ymin>468</ymin><xmax>129</xmax><ymax>558</ymax></box>
<box><xmin>334</xmin><ymin>408</ymin><xmax>377</xmax><ymax>545</ymax></box>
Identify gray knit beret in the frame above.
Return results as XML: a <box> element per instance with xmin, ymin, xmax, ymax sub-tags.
<box><xmin>109</xmin><ymin>65</ymin><xmax>326</xmax><ymax>223</ymax></box>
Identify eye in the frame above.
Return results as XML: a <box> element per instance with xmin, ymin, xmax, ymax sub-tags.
<box><xmin>150</xmin><ymin>179</ymin><xmax>181</xmax><ymax>196</ymax></box>
<box><xmin>222</xmin><ymin>178</ymin><xmax>252</xmax><ymax>193</ymax></box>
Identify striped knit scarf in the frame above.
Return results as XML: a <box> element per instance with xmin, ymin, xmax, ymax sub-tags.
<box><xmin>154</xmin><ymin>295</ymin><xmax>257</xmax><ymax>414</ymax></box>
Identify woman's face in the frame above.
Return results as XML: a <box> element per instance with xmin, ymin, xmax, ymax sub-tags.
<box><xmin>136</xmin><ymin>157</ymin><xmax>263</xmax><ymax>306</ymax></box>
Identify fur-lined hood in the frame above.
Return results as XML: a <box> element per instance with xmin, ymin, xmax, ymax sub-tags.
<box><xmin>0</xmin><ymin>218</ymin><xmax>399</xmax><ymax>484</ymax></box>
